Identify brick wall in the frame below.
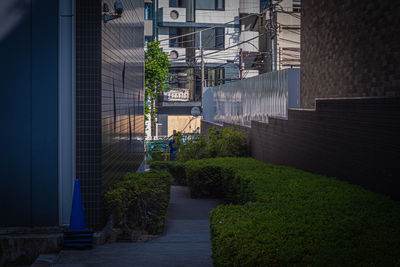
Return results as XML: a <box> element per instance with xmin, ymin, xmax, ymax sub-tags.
<box><xmin>201</xmin><ymin>120</ymin><xmax>223</xmax><ymax>140</ymax></box>
<box><xmin>202</xmin><ymin>97</ymin><xmax>400</xmax><ymax>200</ymax></box>
<box><xmin>301</xmin><ymin>0</ymin><xmax>400</xmax><ymax>109</ymax></box>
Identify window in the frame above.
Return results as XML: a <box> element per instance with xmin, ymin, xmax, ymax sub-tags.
<box><xmin>216</xmin><ymin>67</ymin><xmax>225</xmax><ymax>85</ymax></box>
<box><xmin>215</xmin><ymin>28</ymin><xmax>224</xmax><ymax>49</ymax></box>
<box><xmin>145</xmin><ymin>3</ymin><xmax>153</xmax><ymax>20</ymax></box>
<box><xmin>216</xmin><ymin>0</ymin><xmax>224</xmax><ymax>10</ymax></box>
<box><xmin>195</xmin><ymin>27</ymin><xmax>225</xmax><ymax>50</ymax></box>
<box><xmin>196</xmin><ymin>0</ymin><xmax>224</xmax><ymax>10</ymax></box>
<box><xmin>169</xmin><ymin>0</ymin><xmax>178</xmax><ymax>7</ymax></box>
<box><xmin>170</xmin><ymin>0</ymin><xmax>185</xmax><ymax>7</ymax></box>
<box><xmin>169</xmin><ymin>28</ymin><xmax>182</xmax><ymax>48</ymax></box>
<box><xmin>205</xmin><ymin>67</ymin><xmax>225</xmax><ymax>87</ymax></box>
<box><xmin>293</xmin><ymin>0</ymin><xmax>301</xmax><ymax>12</ymax></box>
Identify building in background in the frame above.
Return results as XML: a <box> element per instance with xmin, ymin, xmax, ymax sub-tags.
<box><xmin>0</xmin><ymin>0</ymin><xmax>145</xmax><ymax>231</ymax></box>
<box><xmin>258</xmin><ymin>0</ymin><xmax>300</xmax><ymax>73</ymax></box>
<box><xmin>144</xmin><ymin>0</ymin><xmax>261</xmax><ymax>136</ymax></box>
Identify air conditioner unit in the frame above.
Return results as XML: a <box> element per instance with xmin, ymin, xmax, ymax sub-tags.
<box><xmin>159</xmin><ymin>7</ymin><xmax>186</xmax><ymax>23</ymax></box>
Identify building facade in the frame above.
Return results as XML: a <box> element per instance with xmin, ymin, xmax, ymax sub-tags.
<box><xmin>0</xmin><ymin>0</ymin><xmax>145</xmax><ymax>230</ymax></box>
<box><xmin>259</xmin><ymin>0</ymin><xmax>301</xmax><ymax>74</ymax></box>
<box><xmin>144</xmin><ymin>0</ymin><xmax>260</xmax><ymax>135</ymax></box>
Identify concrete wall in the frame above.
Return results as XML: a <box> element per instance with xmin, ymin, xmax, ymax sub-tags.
<box><xmin>202</xmin><ymin>97</ymin><xmax>400</xmax><ymax>200</ymax></box>
<box><xmin>301</xmin><ymin>0</ymin><xmax>400</xmax><ymax>108</ymax></box>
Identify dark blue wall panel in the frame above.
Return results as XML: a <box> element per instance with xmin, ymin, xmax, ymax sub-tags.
<box><xmin>31</xmin><ymin>0</ymin><xmax>59</xmax><ymax>226</ymax></box>
<box><xmin>0</xmin><ymin>4</ymin><xmax>32</xmax><ymax>226</ymax></box>
<box><xmin>0</xmin><ymin>0</ymin><xmax>58</xmax><ymax>227</ymax></box>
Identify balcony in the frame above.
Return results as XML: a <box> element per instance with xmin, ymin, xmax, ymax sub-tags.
<box><xmin>158</xmin><ymin>7</ymin><xmax>186</xmax><ymax>24</ymax></box>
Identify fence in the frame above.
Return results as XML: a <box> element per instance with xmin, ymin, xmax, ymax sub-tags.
<box><xmin>203</xmin><ymin>68</ymin><xmax>300</xmax><ymax>126</ymax></box>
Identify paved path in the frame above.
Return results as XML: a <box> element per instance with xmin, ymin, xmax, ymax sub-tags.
<box><xmin>55</xmin><ymin>186</ymin><xmax>222</xmax><ymax>267</ymax></box>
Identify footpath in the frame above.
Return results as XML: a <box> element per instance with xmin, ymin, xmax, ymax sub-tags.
<box><xmin>55</xmin><ymin>186</ymin><xmax>222</xmax><ymax>267</ymax></box>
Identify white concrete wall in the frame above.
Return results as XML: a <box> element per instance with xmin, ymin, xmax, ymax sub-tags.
<box><xmin>239</xmin><ymin>30</ymin><xmax>258</xmax><ymax>52</ymax></box>
<box><xmin>240</xmin><ymin>0</ymin><xmax>259</xmax><ymax>14</ymax></box>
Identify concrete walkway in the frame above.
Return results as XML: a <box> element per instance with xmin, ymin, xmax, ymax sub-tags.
<box><xmin>55</xmin><ymin>186</ymin><xmax>222</xmax><ymax>267</ymax></box>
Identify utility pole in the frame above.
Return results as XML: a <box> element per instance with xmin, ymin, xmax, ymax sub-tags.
<box><xmin>201</xmin><ymin>47</ymin><xmax>204</xmax><ymax>106</ymax></box>
<box><xmin>239</xmin><ymin>48</ymin><xmax>244</xmax><ymax>79</ymax></box>
<box><xmin>200</xmin><ymin>31</ymin><xmax>205</xmax><ymax>107</ymax></box>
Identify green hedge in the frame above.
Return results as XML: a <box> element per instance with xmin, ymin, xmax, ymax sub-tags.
<box><xmin>149</xmin><ymin>161</ymin><xmax>187</xmax><ymax>185</ymax></box>
<box><xmin>104</xmin><ymin>171</ymin><xmax>173</xmax><ymax>235</ymax></box>
<box><xmin>148</xmin><ymin>151</ymin><xmax>168</xmax><ymax>161</ymax></box>
<box><xmin>185</xmin><ymin>157</ymin><xmax>400</xmax><ymax>266</ymax></box>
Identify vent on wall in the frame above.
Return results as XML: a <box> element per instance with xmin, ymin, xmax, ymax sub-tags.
<box><xmin>169</xmin><ymin>50</ymin><xmax>179</xmax><ymax>59</ymax></box>
<box><xmin>170</xmin><ymin>10</ymin><xmax>179</xmax><ymax>20</ymax></box>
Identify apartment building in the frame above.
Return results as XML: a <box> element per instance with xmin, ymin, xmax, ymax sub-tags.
<box><xmin>258</xmin><ymin>0</ymin><xmax>301</xmax><ymax>73</ymax></box>
<box><xmin>144</xmin><ymin>0</ymin><xmax>260</xmax><ymax>135</ymax></box>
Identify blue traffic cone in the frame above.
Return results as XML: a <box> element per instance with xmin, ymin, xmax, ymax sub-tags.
<box><xmin>69</xmin><ymin>179</ymin><xmax>87</xmax><ymax>231</ymax></box>
<box><xmin>63</xmin><ymin>179</ymin><xmax>93</xmax><ymax>249</ymax></box>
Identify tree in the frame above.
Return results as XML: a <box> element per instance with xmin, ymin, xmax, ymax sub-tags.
<box><xmin>145</xmin><ymin>41</ymin><xmax>170</xmax><ymax>136</ymax></box>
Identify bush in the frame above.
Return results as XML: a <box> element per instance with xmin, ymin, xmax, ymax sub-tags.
<box><xmin>207</xmin><ymin>127</ymin><xmax>248</xmax><ymax>158</ymax></box>
<box><xmin>185</xmin><ymin>157</ymin><xmax>400</xmax><ymax>266</ymax></box>
<box><xmin>149</xmin><ymin>161</ymin><xmax>187</xmax><ymax>185</ymax></box>
<box><xmin>184</xmin><ymin>157</ymin><xmax>262</xmax><ymax>200</ymax></box>
<box><xmin>147</xmin><ymin>151</ymin><xmax>168</xmax><ymax>162</ymax></box>
<box><xmin>104</xmin><ymin>171</ymin><xmax>173</xmax><ymax>235</ymax></box>
<box><xmin>177</xmin><ymin>127</ymin><xmax>248</xmax><ymax>162</ymax></box>
<box><xmin>176</xmin><ymin>134</ymin><xmax>209</xmax><ymax>162</ymax></box>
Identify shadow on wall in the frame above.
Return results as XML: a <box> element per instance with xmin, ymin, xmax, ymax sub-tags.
<box><xmin>0</xmin><ymin>0</ymin><xmax>30</xmax><ymax>43</ymax></box>
<box><xmin>201</xmin><ymin>97</ymin><xmax>400</xmax><ymax>200</ymax></box>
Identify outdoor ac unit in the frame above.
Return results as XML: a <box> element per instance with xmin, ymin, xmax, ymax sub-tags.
<box><xmin>170</xmin><ymin>10</ymin><xmax>179</xmax><ymax>20</ymax></box>
<box><xmin>159</xmin><ymin>7</ymin><xmax>186</xmax><ymax>23</ymax></box>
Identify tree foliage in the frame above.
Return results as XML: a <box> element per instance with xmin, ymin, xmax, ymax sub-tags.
<box><xmin>145</xmin><ymin>41</ymin><xmax>170</xmax><ymax>134</ymax></box>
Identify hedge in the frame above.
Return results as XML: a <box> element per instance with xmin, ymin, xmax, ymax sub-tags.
<box><xmin>149</xmin><ymin>161</ymin><xmax>187</xmax><ymax>185</ymax></box>
<box><xmin>104</xmin><ymin>171</ymin><xmax>173</xmax><ymax>235</ymax></box>
<box><xmin>148</xmin><ymin>151</ymin><xmax>168</xmax><ymax>161</ymax></box>
<box><xmin>184</xmin><ymin>157</ymin><xmax>400</xmax><ymax>266</ymax></box>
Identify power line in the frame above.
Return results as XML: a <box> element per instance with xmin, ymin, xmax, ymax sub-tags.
<box><xmin>170</xmin><ymin>31</ymin><xmax>267</xmax><ymax>62</ymax></box>
<box><xmin>157</xmin><ymin>12</ymin><xmax>262</xmax><ymax>43</ymax></box>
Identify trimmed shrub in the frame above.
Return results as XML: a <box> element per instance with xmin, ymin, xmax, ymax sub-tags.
<box><xmin>176</xmin><ymin>127</ymin><xmax>248</xmax><ymax>162</ymax></box>
<box><xmin>186</xmin><ymin>157</ymin><xmax>400</xmax><ymax>266</ymax></box>
<box><xmin>148</xmin><ymin>151</ymin><xmax>168</xmax><ymax>161</ymax></box>
<box><xmin>177</xmin><ymin>134</ymin><xmax>209</xmax><ymax>162</ymax></box>
<box><xmin>104</xmin><ymin>171</ymin><xmax>173</xmax><ymax>235</ymax></box>
<box><xmin>207</xmin><ymin>127</ymin><xmax>248</xmax><ymax>158</ymax></box>
<box><xmin>184</xmin><ymin>157</ymin><xmax>260</xmax><ymax>200</ymax></box>
<box><xmin>149</xmin><ymin>161</ymin><xmax>187</xmax><ymax>185</ymax></box>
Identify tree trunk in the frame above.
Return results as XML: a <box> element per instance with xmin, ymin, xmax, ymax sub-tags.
<box><xmin>150</xmin><ymin>99</ymin><xmax>155</xmax><ymax>137</ymax></box>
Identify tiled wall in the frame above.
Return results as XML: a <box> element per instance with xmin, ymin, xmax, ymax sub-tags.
<box><xmin>101</xmin><ymin>0</ymin><xmax>145</xmax><ymax>191</ymax></box>
<box><xmin>301</xmin><ymin>0</ymin><xmax>400</xmax><ymax>109</ymax></box>
<box><xmin>201</xmin><ymin>97</ymin><xmax>400</xmax><ymax>200</ymax></box>
<box><xmin>76</xmin><ymin>0</ymin><xmax>144</xmax><ymax>230</ymax></box>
